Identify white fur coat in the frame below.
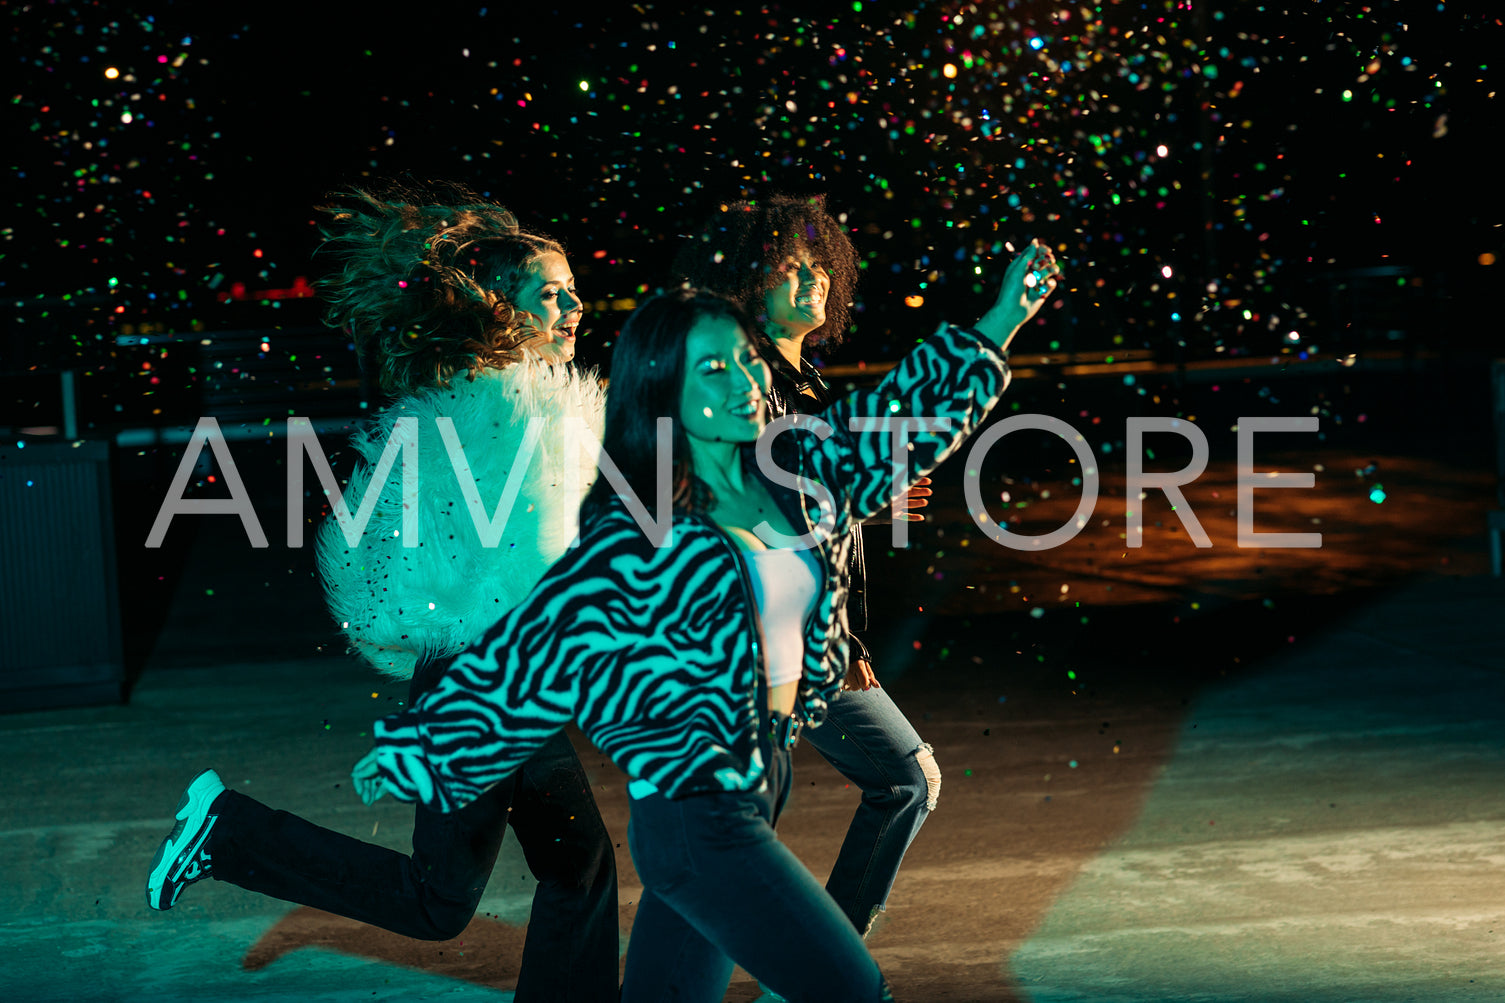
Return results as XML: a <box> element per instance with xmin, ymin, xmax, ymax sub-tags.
<box><xmin>316</xmin><ymin>362</ymin><xmax>606</xmax><ymax>680</ymax></box>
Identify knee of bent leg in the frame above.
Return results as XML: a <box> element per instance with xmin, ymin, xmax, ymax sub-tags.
<box><xmin>914</xmin><ymin>743</ymin><xmax>941</xmax><ymax>812</ymax></box>
<box><xmin>416</xmin><ymin>904</ymin><xmax>476</xmax><ymax>942</ymax></box>
<box><xmin>412</xmin><ymin>885</ymin><xmax>486</xmax><ymax>941</ymax></box>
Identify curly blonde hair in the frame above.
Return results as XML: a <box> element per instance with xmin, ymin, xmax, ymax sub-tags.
<box><xmin>315</xmin><ymin>185</ymin><xmax>565</xmax><ymax>396</ymax></box>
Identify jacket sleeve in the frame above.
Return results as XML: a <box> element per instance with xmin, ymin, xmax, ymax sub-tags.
<box><xmin>799</xmin><ymin>322</ymin><xmax>1010</xmax><ymax>529</ymax></box>
<box><xmin>368</xmin><ymin>519</ymin><xmax>647</xmax><ymax>812</ymax></box>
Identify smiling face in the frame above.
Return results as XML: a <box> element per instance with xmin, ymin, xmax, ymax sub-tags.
<box><xmin>761</xmin><ymin>247</ymin><xmax>830</xmax><ymax>343</ymax></box>
<box><xmin>512</xmin><ymin>251</ymin><xmax>581</xmax><ymax>364</ymax></box>
<box><xmin>679</xmin><ymin>315</ymin><xmax>770</xmax><ymax>446</ymax></box>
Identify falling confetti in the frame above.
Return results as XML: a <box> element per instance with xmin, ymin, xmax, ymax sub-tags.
<box><xmin>7</xmin><ymin>2</ymin><xmax>1496</xmax><ymax>398</ymax></box>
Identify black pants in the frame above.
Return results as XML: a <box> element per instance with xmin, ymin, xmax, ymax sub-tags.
<box><xmin>208</xmin><ymin>656</ymin><xmax>619</xmax><ymax>1002</ymax></box>
<box><xmin>623</xmin><ymin>743</ymin><xmax>890</xmax><ymax>1001</ymax></box>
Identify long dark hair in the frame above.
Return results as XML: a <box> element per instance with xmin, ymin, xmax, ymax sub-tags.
<box><xmin>584</xmin><ymin>288</ymin><xmax>755</xmax><ymax>517</ymax></box>
<box><xmin>671</xmin><ymin>194</ymin><xmax>860</xmax><ymax>352</ymax></box>
<box><xmin>315</xmin><ymin>182</ymin><xmax>565</xmax><ymax>395</ymax></box>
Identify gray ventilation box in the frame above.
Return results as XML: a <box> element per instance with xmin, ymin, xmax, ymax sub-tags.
<box><xmin>1</xmin><ymin>438</ymin><xmax>125</xmax><ymax>711</ymax></box>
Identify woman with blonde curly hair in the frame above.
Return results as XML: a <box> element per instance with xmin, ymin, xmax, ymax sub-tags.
<box><xmin>145</xmin><ymin>183</ymin><xmax>620</xmax><ymax>1002</ymax></box>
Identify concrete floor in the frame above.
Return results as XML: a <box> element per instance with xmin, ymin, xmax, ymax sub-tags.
<box><xmin>4</xmin><ymin>446</ymin><xmax>1503</xmax><ymax>1002</ymax></box>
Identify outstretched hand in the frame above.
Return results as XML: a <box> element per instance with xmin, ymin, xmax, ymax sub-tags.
<box><xmin>351</xmin><ymin>748</ymin><xmax>388</xmax><ymax>806</ymax></box>
<box><xmin>975</xmin><ymin>238</ymin><xmax>1061</xmax><ymax>351</ymax></box>
<box><xmin>893</xmin><ymin>475</ymin><xmax>932</xmax><ymax>522</ymax></box>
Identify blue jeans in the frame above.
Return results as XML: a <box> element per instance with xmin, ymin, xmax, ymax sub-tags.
<box><xmin>802</xmin><ymin>682</ymin><xmax>939</xmax><ymax>934</ymax></box>
<box><xmin>622</xmin><ymin>744</ymin><xmax>892</xmax><ymax>1002</ymax></box>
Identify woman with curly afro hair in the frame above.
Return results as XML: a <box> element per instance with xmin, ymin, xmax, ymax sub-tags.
<box><xmin>146</xmin><ymin>182</ymin><xmax>620</xmax><ymax>1002</ymax></box>
<box><xmin>674</xmin><ymin>194</ymin><xmax>943</xmax><ymax>940</ymax></box>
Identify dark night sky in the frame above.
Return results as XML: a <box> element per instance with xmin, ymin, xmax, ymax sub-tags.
<box><xmin>6</xmin><ymin>1</ymin><xmax>1502</xmax><ymax>431</ymax></box>
<box><xmin>5</xmin><ymin>2</ymin><xmax>1502</xmax><ymax>690</ymax></box>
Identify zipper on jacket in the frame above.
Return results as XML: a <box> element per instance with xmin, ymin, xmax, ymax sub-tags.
<box><xmin>689</xmin><ymin>513</ymin><xmax>775</xmax><ymax>776</ymax></box>
<box><xmin>692</xmin><ymin>514</ymin><xmax>767</xmax><ymax>691</ymax></box>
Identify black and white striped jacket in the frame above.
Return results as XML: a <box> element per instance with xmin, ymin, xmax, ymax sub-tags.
<box><xmin>371</xmin><ymin>322</ymin><xmax>1010</xmax><ymax>809</ymax></box>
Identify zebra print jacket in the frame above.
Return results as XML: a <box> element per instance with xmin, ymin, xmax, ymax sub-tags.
<box><xmin>370</xmin><ymin>322</ymin><xmax>1010</xmax><ymax>809</ymax></box>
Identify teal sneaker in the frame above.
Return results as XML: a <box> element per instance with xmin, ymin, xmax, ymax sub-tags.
<box><xmin>146</xmin><ymin>769</ymin><xmax>225</xmax><ymax>910</ymax></box>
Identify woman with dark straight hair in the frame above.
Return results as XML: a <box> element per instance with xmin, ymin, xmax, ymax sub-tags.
<box><xmin>353</xmin><ymin>239</ymin><xmax>1060</xmax><ymax>1001</ymax></box>
<box><xmin>674</xmin><ymin>195</ymin><xmax>946</xmax><ymax>938</ymax></box>
<box><xmin>145</xmin><ymin>183</ymin><xmax>620</xmax><ymax>1002</ymax></box>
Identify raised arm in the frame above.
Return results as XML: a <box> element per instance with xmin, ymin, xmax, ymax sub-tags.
<box><xmin>788</xmin><ymin>239</ymin><xmax>1060</xmax><ymax>527</ymax></box>
<box><xmin>974</xmin><ymin>238</ymin><xmax>1061</xmax><ymax>351</ymax></box>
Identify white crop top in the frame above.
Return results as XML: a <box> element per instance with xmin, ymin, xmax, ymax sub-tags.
<box><xmin>742</xmin><ymin>547</ymin><xmax>821</xmax><ymax>688</ymax></box>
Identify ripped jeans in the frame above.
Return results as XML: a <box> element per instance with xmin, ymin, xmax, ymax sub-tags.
<box><xmin>802</xmin><ymin>682</ymin><xmax>941</xmax><ymax>934</ymax></box>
